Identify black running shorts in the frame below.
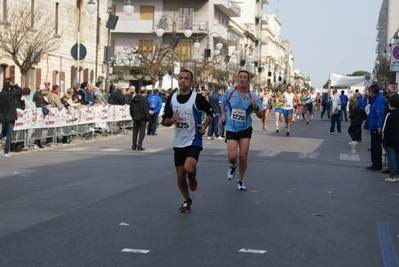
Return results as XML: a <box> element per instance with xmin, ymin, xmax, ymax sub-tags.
<box><xmin>226</xmin><ymin>126</ymin><xmax>253</xmax><ymax>141</ymax></box>
<box><xmin>173</xmin><ymin>146</ymin><xmax>202</xmax><ymax>167</ymax></box>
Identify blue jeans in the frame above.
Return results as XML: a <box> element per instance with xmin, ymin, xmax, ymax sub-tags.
<box><xmin>0</xmin><ymin>122</ymin><xmax>15</xmax><ymax>154</ymax></box>
<box><xmin>384</xmin><ymin>146</ymin><xmax>399</xmax><ymax>177</ymax></box>
<box><xmin>348</xmin><ymin>121</ymin><xmax>362</xmax><ymax>141</ymax></box>
<box><xmin>207</xmin><ymin>115</ymin><xmax>220</xmax><ymax>138</ymax></box>
<box><xmin>330</xmin><ymin>111</ymin><xmax>341</xmax><ymax>133</ymax></box>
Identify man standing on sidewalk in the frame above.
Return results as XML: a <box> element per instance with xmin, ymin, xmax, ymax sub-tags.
<box><xmin>366</xmin><ymin>84</ymin><xmax>387</xmax><ymax>171</ymax></box>
<box><xmin>147</xmin><ymin>89</ymin><xmax>162</xmax><ymax>136</ymax></box>
<box><xmin>130</xmin><ymin>87</ymin><xmax>150</xmax><ymax>151</ymax></box>
<box><xmin>206</xmin><ymin>87</ymin><xmax>223</xmax><ymax>140</ymax></box>
<box><xmin>329</xmin><ymin>89</ymin><xmax>341</xmax><ymax>134</ymax></box>
<box><xmin>340</xmin><ymin>90</ymin><xmax>349</xmax><ymax>121</ymax></box>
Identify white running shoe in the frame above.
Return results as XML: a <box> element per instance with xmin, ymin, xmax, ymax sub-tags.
<box><xmin>310</xmin><ymin>115</ymin><xmax>314</xmax><ymax>120</ymax></box>
<box><xmin>216</xmin><ymin>136</ymin><xmax>224</xmax><ymax>140</ymax></box>
<box><xmin>227</xmin><ymin>163</ymin><xmax>238</xmax><ymax>180</ymax></box>
<box><xmin>237</xmin><ymin>180</ymin><xmax>246</xmax><ymax>190</ymax></box>
<box><xmin>348</xmin><ymin>141</ymin><xmax>358</xmax><ymax>145</ymax></box>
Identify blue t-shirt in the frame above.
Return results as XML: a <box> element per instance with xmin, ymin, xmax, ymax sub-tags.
<box><xmin>222</xmin><ymin>87</ymin><xmax>262</xmax><ymax>133</ymax></box>
<box><xmin>340</xmin><ymin>95</ymin><xmax>348</xmax><ymax>108</ymax></box>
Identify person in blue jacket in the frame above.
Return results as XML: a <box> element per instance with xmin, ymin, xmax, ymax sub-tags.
<box><xmin>339</xmin><ymin>90</ymin><xmax>348</xmax><ymax>121</ymax></box>
<box><xmin>366</xmin><ymin>84</ymin><xmax>387</xmax><ymax>171</ymax></box>
<box><xmin>147</xmin><ymin>89</ymin><xmax>163</xmax><ymax>135</ymax></box>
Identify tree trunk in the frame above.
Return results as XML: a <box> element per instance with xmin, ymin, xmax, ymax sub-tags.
<box><xmin>20</xmin><ymin>71</ymin><xmax>27</xmax><ymax>87</ymax></box>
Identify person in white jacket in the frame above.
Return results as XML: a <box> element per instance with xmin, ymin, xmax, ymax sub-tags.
<box><xmin>329</xmin><ymin>89</ymin><xmax>341</xmax><ymax>134</ymax></box>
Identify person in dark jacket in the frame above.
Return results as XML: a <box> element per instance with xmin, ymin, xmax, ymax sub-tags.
<box><xmin>366</xmin><ymin>84</ymin><xmax>387</xmax><ymax>171</ymax></box>
<box><xmin>112</xmin><ymin>87</ymin><xmax>127</xmax><ymax>105</ymax></box>
<box><xmin>347</xmin><ymin>96</ymin><xmax>364</xmax><ymax>145</ymax></box>
<box><xmin>129</xmin><ymin>86</ymin><xmax>150</xmax><ymax>150</ymax></box>
<box><xmin>0</xmin><ymin>80</ymin><xmax>22</xmax><ymax>157</ymax></box>
<box><xmin>382</xmin><ymin>94</ymin><xmax>399</xmax><ymax>182</ymax></box>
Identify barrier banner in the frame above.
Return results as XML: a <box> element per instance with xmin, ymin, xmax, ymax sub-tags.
<box><xmin>13</xmin><ymin>105</ymin><xmax>131</xmax><ymax>131</ymax></box>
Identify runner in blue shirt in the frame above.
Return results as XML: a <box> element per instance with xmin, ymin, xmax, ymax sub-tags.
<box><xmin>220</xmin><ymin>70</ymin><xmax>263</xmax><ymax>191</ymax></box>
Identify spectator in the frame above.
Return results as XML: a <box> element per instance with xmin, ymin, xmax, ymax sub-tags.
<box><xmin>33</xmin><ymin>84</ymin><xmax>45</xmax><ymax>102</ymax></box>
<box><xmin>366</xmin><ymin>84</ymin><xmax>387</xmax><ymax>171</ymax></box>
<box><xmin>51</xmin><ymin>84</ymin><xmax>59</xmax><ymax>96</ymax></box>
<box><xmin>147</xmin><ymin>88</ymin><xmax>162</xmax><ymax>136</ymax></box>
<box><xmin>382</xmin><ymin>94</ymin><xmax>399</xmax><ymax>182</ymax></box>
<box><xmin>92</xmin><ymin>82</ymin><xmax>107</xmax><ymax>105</ymax></box>
<box><xmin>84</xmin><ymin>83</ymin><xmax>94</xmax><ymax>105</ymax></box>
<box><xmin>206</xmin><ymin>87</ymin><xmax>222</xmax><ymax>140</ymax></box>
<box><xmin>347</xmin><ymin>96</ymin><xmax>363</xmax><ymax>145</ymax></box>
<box><xmin>34</xmin><ymin>94</ymin><xmax>49</xmax><ymax>148</ymax></box>
<box><xmin>339</xmin><ymin>90</ymin><xmax>348</xmax><ymax>121</ymax></box>
<box><xmin>111</xmin><ymin>87</ymin><xmax>127</xmax><ymax>105</ymax></box>
<box><xmin>130</xmin><ymin>86</ymin><xmax>150</xmax><ymax>150</ymax></box>
<box><xmin>0</xmin><ymin>80</ymin><xmax>22</xmax><ymax>157</ymax></box>
<box><xmin>41</xmin><ymin>90</ymin><xmax>64</xmax><ymax>110</ymax></box>
<box><xmin>127</xmin><ymin>85</ymin><xmax>136</xmax><ymax>104</ymax></box>
<box><xmin>22</xmin><ymin>88</ymin><xmax>35</xmax><ymax>109</ymax></box>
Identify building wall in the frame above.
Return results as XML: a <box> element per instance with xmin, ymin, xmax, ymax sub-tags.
<box><xmin>0</xmin><ymin>0</ymin><xmax>111</xmax><ymax>94</ymax></box>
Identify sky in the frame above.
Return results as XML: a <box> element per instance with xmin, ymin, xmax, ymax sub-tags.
<box><xmin>263</xmin><ymin>0</ymin><xmax>382</xmax><ymax>88</ymax></box>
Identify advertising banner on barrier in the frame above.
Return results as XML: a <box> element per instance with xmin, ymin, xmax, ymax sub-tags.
<box><xmin>13</xmin><ymin>105</ymin><xmax>131</xmax><ymax>131</ymax></box>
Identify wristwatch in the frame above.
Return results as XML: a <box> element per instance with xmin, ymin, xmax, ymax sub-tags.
<box><xmin>202</xmin><ymin>122</ymin><xmax>208</xmax><ymax>127</ymax></box>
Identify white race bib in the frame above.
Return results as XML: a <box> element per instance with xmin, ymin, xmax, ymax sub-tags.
<box><xmin>175</xmin><ymin>117</ymin><xmax>190</xmax><ymax>130</ymax></box>
<box><xmin>231</xmin><ymin>108</ymin><xmax>246</xmax><ymax>122</ymax></box>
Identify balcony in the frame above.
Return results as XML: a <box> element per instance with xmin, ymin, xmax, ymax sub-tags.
<box><xmin>113</xmin><ymin>19</ymin><xmax>153</xmax><ymax>33</ymax></box>
<box><xmin>261</xmin><ymin>14</ymin><xmax>269</xmax><ymax>25</ymax></box>
<box><xmin>212</xmin><ymin>24</ymin><xmax>228</xmax><ymax>41</ymax></box>
<box><xmin>261</xmin><ymin>0</ymin><xmax>270</xmax><ymax>3</ymax></box>
<box><xmin>255</xmin><ymin>8</ymin><xmax>264</xmax><ymax>19</ymax></box>
<box><xmin>153</xmin><ymin>19</ymin><xmax>209</xmax><ymax>34</ymax></box>
<box><xmin>214</xmin><ymin>0</ymin><xmax>241</xmax><ymax>17</ymax></box>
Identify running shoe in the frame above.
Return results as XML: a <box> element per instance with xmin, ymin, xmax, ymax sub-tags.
<box><xmin>179</xmin><ymin>198</ymin><xmax>192</xmax><ymax>213</ymax></box>
<box><xmin>4</xmin><ymin>153</ymin><xmax>10</xmax><ymax>157</ymax></box>
<box><xmin>286</xmin><ymin>132</ymin><xmax>290</xmax><ymax>136</ymax></box>
<box><xmin>310</xmin><ymin>115</ymin><xmax>314</xmax><ymax>120</ymax></box>
<box><xmin>385</xmin><ymin>177</ymin><xmax>399</xmax><ymax>183</ymax></box>
<box><xmin>237</xmin><ymin>180</ymin><xmax>246</xmax><ymax>191</ymax></box>
<box><xmin>306</xmin><ymin>121</ymin><xmax>309</xmax><ymax>124</ymax></box>
<box><xmin>216</xmin><ymin>136</ymin><xmax>224</xmax><ymax>140</ymax></box>
<box><xmin>276</xmin><ymin>129</ymin><xmax>279</xmax><ymax>133</ymax></box>
<box><xmin>227</xmin><ymin>162</ymin><xmax>238</xmax><ymax>180</ymax></box>
<box><xmin>348</xmin><ymin>141</ymin><xmax>358</xmax><ymax>145</ymax></box>
<box><xmin>188</xmin><ymin>176</ymin><xmax>198</xmax><ymax>191</ymax></box>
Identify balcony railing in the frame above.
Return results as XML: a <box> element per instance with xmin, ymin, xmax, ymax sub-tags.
<box><xmin>229</xmin><ymin>0</ymin><xmax>241</xmax><ymax>16</ymax></box>
<box><xmin>153</xmin><ymin>19</ymin><xmax>209</xmax><ymax>33</ymax></box>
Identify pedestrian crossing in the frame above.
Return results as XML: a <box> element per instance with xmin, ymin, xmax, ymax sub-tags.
<box><xmin>61</xmin><ymin>147</ymin><xmax>363</xmax><ymax>162</ymax></box>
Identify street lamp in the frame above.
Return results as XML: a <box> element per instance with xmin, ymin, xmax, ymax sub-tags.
<box><xmin>86</xmin><ymin>0</ymin><xmax>133</xmax><ymax>99</ymax></box>
<box><xmin>155</xmin><ymin>14</ymin><xmax>193</xmax><ymax>88</ymax></box>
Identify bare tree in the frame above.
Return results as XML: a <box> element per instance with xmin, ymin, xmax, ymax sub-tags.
<box><xmin>0</xmin><ymin>5</ymin><xmax>62</xmax><ymax>86</ymax></box>
<box><xmin>194</xmin><ymin>56</ymin><xmax>223</xmax><ymax>86</ymax></box>
<box><xmin>114</xmin><ymin>45</ymin><xmax>172</xmax><ymax>90</ymax></box>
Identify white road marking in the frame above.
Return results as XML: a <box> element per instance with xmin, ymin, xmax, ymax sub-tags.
<box><xmin>214</xmin><ymin>150</ymin><xmax>228</xmax><ymax>155</ymax></box>
<box><xmin>144</xmin><ymin>148</ymin><xmax>167</xmax><ymax>153</ymax></box>
<box><xmin>298</xmin><ymin>152</ymin><xmax>320</xmax><ymax>159</ymax></box>
<box><xmin>340</xmin><ymin>154</ymin><xmax>360</xmax><ymax>161</ymax></box>
<box><xmin>256</xmin><ymin>151</ymin><xmax>281</xmax><ymax>157</ymax></box>
<box><xmin>121</xmin><ymin>248</ymin><xmax>150</xmax><ymax>254</ymax></box>
<box><xmin>101</xmin><ymin>148</ymin><xmax>122</xmax><ymax>152</ymax></box>
<box><xmin>238</xmin><ymin>248</ymin><xmax>267</xmax><ymax>254</ymax></box>
<box><xmin>63</xmin><ymin>148</ymin><xmax>89</xmax><ymax>152</ymax></box>
<box><xmin>119</xmin><ymin>222</ymin><xmax>130</xmax><ymax>226</ymax></box>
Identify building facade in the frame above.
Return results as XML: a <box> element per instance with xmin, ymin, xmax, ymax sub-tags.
<box><xmin>0</xmin><ymin>0</ymin><xmax>113</xmax><ymax>95</ymax></box>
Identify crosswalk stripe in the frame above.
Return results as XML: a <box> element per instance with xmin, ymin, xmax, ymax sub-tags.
<box><xmin>298</xmin><ymin>152</ymin><xmax>320</xmax><ymax>159</ymax></box>
<box><xmin>144</xmin><ymin>148</ymin><xmax>167</xmax><ymax>153</ymax></box>
<box><xmin>256</xmin><ymin>151</ymin><xmax>281</xmax><ymax>157</ymax></box>
<box><xmin>63</xmin><ymin>148</ymin><xmax>89</xmax><ymax>152</ymax></box>
<box><xmin>340</xmin><ymin>154</ymin><xmax>360</xmax><ymax>161</ymax></box>
<box><xmin>101</xmin><ymin>148</ymin><xmax>122</xmax><ymax>152</ymax></box>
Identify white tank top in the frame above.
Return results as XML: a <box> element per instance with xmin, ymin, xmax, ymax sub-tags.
<box><xmin>262</xmin><ymin>95</ymin><xmax>270</xmax><ymax>109</ymax></box>
<box><xmin>170</xmin><ymin>92</ymin><xmax>203</xmax><ymax>148</ymax></box>
<box><xmin>283</xmin><ymin>92</ymin><xmax>294</xmax><ymax>110</ymax></box>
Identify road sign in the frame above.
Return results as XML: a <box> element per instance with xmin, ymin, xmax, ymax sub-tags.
<box><xmin>70</xmin><ymin>43</ymin><xmax>87</xmax><ymax>60</ymax></box>
<box><xmin>364</xmin><ymin>74</ymin><xmax>372</xmax><ymax>86</ymax></box>
<box><xmin>390</xmin><ymin>45</ymin><xmax>399</xmax><ymax>72</ymax></box>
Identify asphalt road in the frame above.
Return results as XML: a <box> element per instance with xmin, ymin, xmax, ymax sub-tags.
<box><xmin>0</xmin><ymin>110</ymin><xmax>398</xmax><ymax>267</ymax></box>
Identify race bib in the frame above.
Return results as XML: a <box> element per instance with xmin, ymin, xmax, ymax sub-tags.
<box><xmin>175</xmin><ymin>118</ymin><xmax>190</xmax><ymax>130</ymax></box>
<box><xmin>149</xmin><ymin>101</ymin><xmax>156</xmax><ymax>108</ymax></box>
<box><xmin>231</xmin><ymin>108</ymin><xmax>246</xmax><ymax>122</ymax></box>
<box><xmin>285</xmin><ymin>104</ymin><xmax>291</xmax><ymax>108</ymax></box>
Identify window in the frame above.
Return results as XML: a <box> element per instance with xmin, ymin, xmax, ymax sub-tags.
<box><xmin>2</xmin><ymin>0</ymin><xmax>6</xmax><ymax>21</ymax></box>
<box><xmin>139</xmin><ymin>39</ymin><xmax>153</xmax><ymax>53</ymax></box>
<box><xmin>177</xmin><ymin>40</ymin><xmax>192</xmax><ymax>62</ymax></box>
<box><xmin>55</xmin><ymin>2</ymin><xmax>59</xmax><ymax>34</ymax></box>
<box><xmin>179</xmin><ymin>7</ymin><xmax>193</xmax><ymax>30</ymax></box>
<box><xmin>31</xmin><ymin>0</ymin><xmax>34</xmax><ymax>27</ymax></box>
<box><xmin>140</xmin><ymin>6</ymin><xmax>154</xmax><ymax>20</ymax></box>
